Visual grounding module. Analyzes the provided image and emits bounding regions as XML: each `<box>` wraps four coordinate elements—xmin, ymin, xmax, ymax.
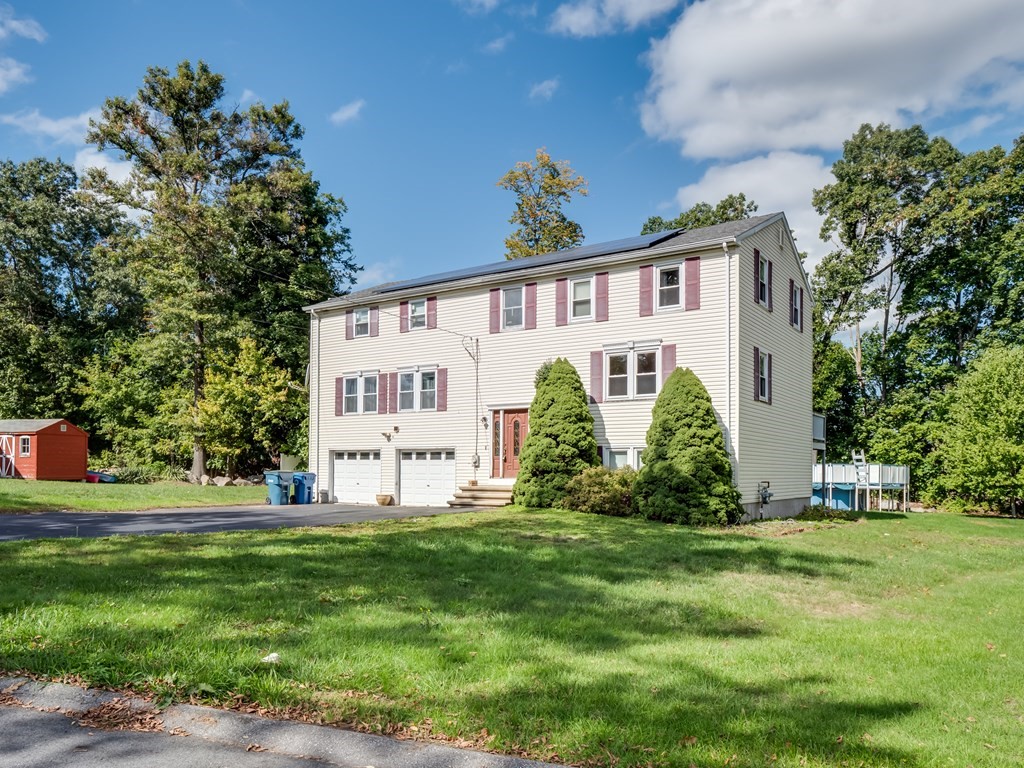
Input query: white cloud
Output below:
<box><xmin>329</xmin><ymin>99</ymin><xmax>366</xmax><ymax>126</ymax></box>
<box><xmin>0</xmin><ymin>4</ymin><xmax>45</xmax><ymax>42</ymax></box>
<box><xmin>0</xmin><ymin>107</ymin><xmax>98</xmax><ymax>143</ymax></box>
<box><xmin>640</xmin><ymin>0</ymin><xmax>1024</xmax><ymax>159</ymax></box>
<box><xmin>0</xmin><ymin>55</ymin><xmax>28</xmax><ymax>94</ymax></box>
<box><xmin>355</xmin><ymin>259</ymin><xmax>402</xmax><ymax>288</ymax></box>
<box><xmin>239</xmin><ymin>88</ymin><xmax>258</xmax><ymax>104</ymax></box>
<box><xmin>74</xmin><ymin>147</ymin><xmax>133</xmax><ymax>184</ymax></box>
<box><xmin>529</xmin><ymin>77</ymin><xmax>560</xmax><ymax>101</ymax></box>
<box><xmin>550</xmin><ymin>0</ymin><xmax>680</xmax><ymax>37</ymax></box>
<box><xmin>484</xmin><ymin>32</ymin><xmax>514</xmax><ymax>53</ymax></box>
<box><xmin>674</xmin><ymin>151</ymin><xmax>833</xmax><ymax>271</ymax></box>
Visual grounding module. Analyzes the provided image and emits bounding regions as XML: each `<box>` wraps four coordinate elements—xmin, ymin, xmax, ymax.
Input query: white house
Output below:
<box><xmin>306</xmin><ymin>212</ymin><xmax>813</xmax><ymax>518</ymax></box>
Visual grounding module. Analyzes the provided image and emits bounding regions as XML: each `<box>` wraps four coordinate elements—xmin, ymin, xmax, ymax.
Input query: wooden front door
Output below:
<box><xmin>491</xmin><ymin>409</ymin><xmax>528</xmax><ymax>478</ymax></box>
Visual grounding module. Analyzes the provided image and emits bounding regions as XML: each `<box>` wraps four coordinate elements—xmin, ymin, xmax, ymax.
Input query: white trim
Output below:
<box><xmin>655</xmin><ymin>263</ymin><xmax>682</xmax><ymax>311</ymax></box>
<box><xmin>397</xmin><ymin>369</ymin><xmax>438</xmax><ymax>412</ymax></box>
<box><xmin>605</xmin><ymin>345</ymin><xmax>660</xmax><ymax>401</ymax></box>
<box><xmin>501</xmin><ymin>285</ymin><xmax>524</xmax><ymax>330</ymax></box>
<box><xmin>19</xmin><ymin>435</ymin><xmax>30</xmax><ymax>457</ymax></box>
<box><xmin>408</xmin><ymin>298</ymin><xmax>427</xmax><ymax>330</ymax></box>
<box><xmin>352</xmin><ymin>307</ymin><xmax>370</xmax><ymax>337</ymax></box>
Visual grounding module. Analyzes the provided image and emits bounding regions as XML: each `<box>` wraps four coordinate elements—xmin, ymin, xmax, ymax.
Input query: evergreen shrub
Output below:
<box><xmin>632</xmin><ymin>367</ymin><xmax>742</xmax><ymax>526</ymax></box>
<box><xmin>560</xmin><ymin>466</ymin><xmax>636</xmax><ymax>517</ymax></box>
<box><xmin>512</xmin><ymin>358</ymin><xmax>599</xmax><ymax>507</ymax></box>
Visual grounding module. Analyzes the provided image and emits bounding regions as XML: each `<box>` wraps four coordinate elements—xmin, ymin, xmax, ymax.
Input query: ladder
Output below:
<box><xmin>851</xmin><ymin>450</ymin><xmax>869</xmax><ymax>511</ymax></box>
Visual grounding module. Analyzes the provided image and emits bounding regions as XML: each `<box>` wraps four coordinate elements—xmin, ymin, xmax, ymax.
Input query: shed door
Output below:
<box><xmin>332</xmin><ymin>451</ymin><xmax>381</xmax><ymax>504</ymax></box>
<box><xmin>0</xmin><ymin>435</ymin><xmax>12</xmax><ymax>478</ymax></box>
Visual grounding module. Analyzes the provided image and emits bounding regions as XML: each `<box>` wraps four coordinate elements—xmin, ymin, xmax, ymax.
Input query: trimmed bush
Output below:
<box><xmin>512</xmin><ymin>358</ymin><xmax>599</xmax><ymax>508</ymax></box>
<box><xmin>633</xmin><ymin>367</ymin><xmax>742</xmax><ymax>526</ymax></box>
<box><xmin>560</xmin><ymin>466</ymin><xmax>636</xmax><ymax>517</ymax></box>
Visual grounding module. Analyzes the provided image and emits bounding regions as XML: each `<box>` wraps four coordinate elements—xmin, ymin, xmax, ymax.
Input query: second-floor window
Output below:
<box><xmin>791</xmin><ymin>282</ymin><xmax>801</xmax><ymax>327</ymax></box>
<box><xmin>758</xmin><ymin>254</ymin><xmax>768</xmax><ymax>305</ymax></box>
<box><xmin>343</xmin><ymin>374</ymin><xmax>377</xmax><ymax>414</ymax></box>
<box><xmin>503</xmin><ymin>287</ymin><xmax>523</xmax><ymax>329</ymax></box>
<box><xmin>409</xmin><ymin>298</ymin><xmax>427</xmax><ymax>330</ymax></box>
<box><xmin>399</xmin><ymin>369</ymin><xmax>437</xmax><ymax>412</ymax></box>
<box><xmin>353</xmin><ymin>308</ymin><xmax>370</xmax><ymax>337</ymax></box>
<box><xmin>571</xmin><ymin>277</ymin><xmax>592</xmax><ymax>320</ymax></box>
<box><xmin>658</xmin><ymin>266</ymin><xmax>680</xmax><ymax>309</ymax></box>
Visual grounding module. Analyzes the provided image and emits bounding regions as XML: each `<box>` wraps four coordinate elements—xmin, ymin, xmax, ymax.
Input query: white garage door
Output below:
<box><xmin>333</xmin><ymin>450</ymin><xmax>381</xmax><ymax>504</ymax></box>
<box><xmin>399</xmin><ymin>450</ymin><xmax>457</xmax><ymax>506</ymax></box>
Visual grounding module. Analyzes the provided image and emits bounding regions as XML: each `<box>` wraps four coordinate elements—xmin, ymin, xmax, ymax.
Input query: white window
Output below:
<box><xmin>343</xmin><ymin>374</ymin><xmax>377</xmax><ymax>414</ymax></box>
<box><xmin>570</xmin><ymin>277</ymin><xmax>592</xmax><ymax>320</ymax></box>
<box><xmin>759</xmin><ymin>351</ymin><xmax>771</xmax><ymax>402</ymax></box>
<box><xmin>19</xmin><ymin>436</ymin><xmax>30</xmax><ymax>457</ymax></box>
<box><xmin>409</xmin><ymin>298</ymin><xmax>427</xmax><ymax>330</ymax></box>
<box><xmin>657</xmin><ymin>266</ymin><xmax>680</xmax><ymax>309</ymax></box>
<box><xmin>398</xmin><ymin>369</ymin><xmax>438</xmax><ymax>412</ymax></box>
<box><xmin>502</xmin><ymin>287</ymin><xmax>523</xmax><ymax>329</ymax></box>
<box><xmin>604</xmin><ymin>447</ymin><xmax>645</xmax><ymax>470</ymax></box>
<box><xmin>353</xmin><ymin>308</ymin><xmax>370</xmax><ymax>337</ymax></box>
<box><xmin>791</xmin><ymin>283</ymin><xmax>801</xmax><ymax>327</ymax></box>
<box><xmin>606</xmin><ymin>347</ymin><xmax>659</xmax><ymax>400</ymax></box>
<box><xmin>758</xmin><ymin>254</ymin><xmax>769</xmax><ymax>305</ymax></box>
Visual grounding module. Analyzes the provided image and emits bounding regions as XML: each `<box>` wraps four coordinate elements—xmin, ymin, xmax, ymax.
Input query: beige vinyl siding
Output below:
<box><xmin>310</xmin><ymin>245</ymin><xmax>733</xmax><ymax>501</ymax></box>
<box><xmin>734</xmin><ymin>220</ymin><xmax>813</xmax><ymax>512</ymax></box>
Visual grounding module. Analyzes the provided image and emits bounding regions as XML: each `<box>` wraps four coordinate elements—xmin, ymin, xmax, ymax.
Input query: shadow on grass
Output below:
<box><xmin>0</xmin><ymin>510</ymin><xmax>922</xmax><ymax>766</ymax></box>
<box><xmin>858</xmin><ymin>511</ymin><xmax>909</xmax><ymax>521</ymax></box>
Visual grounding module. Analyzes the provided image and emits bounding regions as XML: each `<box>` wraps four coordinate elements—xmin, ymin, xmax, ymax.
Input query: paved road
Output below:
<box><xmin>0</xmin><ymin>503</ymin><xmax>477</xmax><ymax>541</ymax></box>
<box><xmin>0</xmin><ymin>677</ymin><xmax>553</xmax><ymax>768</ymax></box>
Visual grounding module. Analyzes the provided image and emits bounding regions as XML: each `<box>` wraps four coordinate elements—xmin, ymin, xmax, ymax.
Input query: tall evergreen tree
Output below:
<box><xmin>633</xmin><ymin>368</ymin><xmax>742</xmax><ymax>526</ymax></box>
<box><xmin>512</xmin><ymin>358</ymin><xmax>599</xmax><ymax>507</ymax></box>
<box><xmin>84</xmin><ymin>60</ymin><xmax>357</xmax><ymax>475</ymax></box>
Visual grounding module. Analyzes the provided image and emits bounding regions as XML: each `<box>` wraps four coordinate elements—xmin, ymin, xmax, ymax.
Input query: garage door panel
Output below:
<box><xmin>399</xmin><ymin>449</ymin><xmax>456</xmax><ymax>506</ymax></box>
<box><xmin>333</xmin><ymin>450</ymin><xmax>381</xmax><ymax>504</ymax></box>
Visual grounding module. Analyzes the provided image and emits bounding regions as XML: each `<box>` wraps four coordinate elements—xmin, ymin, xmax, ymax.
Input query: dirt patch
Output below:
<box><xmin>777</xmin><ymin>589</ymin><xmax>875</xmax><ymax>619</ymax></box>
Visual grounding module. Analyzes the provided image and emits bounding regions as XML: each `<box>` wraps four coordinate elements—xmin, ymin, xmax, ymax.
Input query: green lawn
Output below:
<box><xmin>1</xmin><ymin>508</ymin><xmax>1021</xmax><ymax>767</ymax></box>
<box><xmin>0</xmin><ymin>479</ymin><xmax>269</xmax><ymax>513</ymax></box>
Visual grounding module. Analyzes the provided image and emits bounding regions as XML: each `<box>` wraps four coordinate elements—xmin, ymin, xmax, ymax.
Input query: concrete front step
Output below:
<box><xmin>448</xmin><ymin>484</ymin><xmax>514</xmax><ymax>508</ymax></box>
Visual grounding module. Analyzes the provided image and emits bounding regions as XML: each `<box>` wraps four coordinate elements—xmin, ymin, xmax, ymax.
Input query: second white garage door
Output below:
<box><xmin>399</xmin><ymin>450</ymin><xmax>457</xmax><ymax>506</ymax></box>
<box><xmin>333</xmin><ymin>450</ymin><xmax>381</xmax><ymax>504</ymax></box>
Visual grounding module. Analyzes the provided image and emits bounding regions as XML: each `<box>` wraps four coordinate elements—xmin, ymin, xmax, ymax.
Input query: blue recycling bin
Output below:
<box><xmin>264</xmin><ymin>471</ymin><xmax>294</xmax><ymax>506</ymax></box>
<box><xmin>292</xmin><ymin>472</ymin><xmax>316</xmax><ymax>504</ymax></box>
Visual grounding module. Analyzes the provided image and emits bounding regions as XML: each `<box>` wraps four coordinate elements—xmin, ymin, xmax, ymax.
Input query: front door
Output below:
<box><xmin>491</xmin><ymin>409</ymin><xmax>528</xmax><ymax>478</ymax></box>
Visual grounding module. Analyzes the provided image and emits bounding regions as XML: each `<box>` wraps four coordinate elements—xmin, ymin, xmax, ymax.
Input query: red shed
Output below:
<box><xmin>0</xmin><ymin>419</ymin><xmax>89</xmax><ymax>481</ymax></box>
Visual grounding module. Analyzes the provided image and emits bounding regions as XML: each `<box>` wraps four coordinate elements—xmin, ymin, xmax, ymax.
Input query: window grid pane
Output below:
<box><xmin>363</xmin><ymin>376</ymin><xmax>377</xmax><ymax>412</ymax></box>
<box><xmin>503</xmin><ymin>287</ymin><xmax>523</xmax><ymax>328</ymax></box>
<box><xmin>399</xmin><ymin>373</ymin><xmax>415</xmax><ymax>411</ymax></box>
<box><xmin>659</xmin><ymin>268</ymin><xmax>680</xmax><ymax>307</ymax></box>
<box><xmin>409</xmin><ymin>300</ymin><xmax>427</xmax><ymax>329</ymax></box>
<box><xmin>608</xmin><ymin>353</ymin><xmax>628</xmax><ymax>397</ymax></box>
<box><xmin>571</xmin><ymin>280</ymin><xmax>592</xmax><ymax>318</ymax></box>
<box><xmin>420</xmin><ymin>371</ymin><xmax>436</xmax><ymax>410</ymax></box>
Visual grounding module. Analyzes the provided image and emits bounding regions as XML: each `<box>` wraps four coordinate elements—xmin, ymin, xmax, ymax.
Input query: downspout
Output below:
<box><xmin>722</xmin><ymin>241</ymin><xmax>733</xmax><ymax>467</ymax></box>
<box><xmin>310</xmin><ymin>308</ymin><xmax>322</xmax><ymax>502</ymax></box>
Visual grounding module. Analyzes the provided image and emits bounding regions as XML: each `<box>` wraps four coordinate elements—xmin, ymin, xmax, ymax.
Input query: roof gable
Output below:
<box><xmin>0</xmin><ymin>419</ymin><xmax>83</xmax><ymax>435</ymax></box>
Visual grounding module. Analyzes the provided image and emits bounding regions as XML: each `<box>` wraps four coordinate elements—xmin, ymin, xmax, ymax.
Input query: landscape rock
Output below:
<box><xmin>212</xmin><ymin>476</ymin><xmax>234</xmax><ymax>487</ymax></box>
<box><xmin>200</xmin><ymin>474</ymin><xmax>211</xmax><ymax>486</ymax></box>
<box><xmin>233</xmin><ymin>478</ymin><xmax>253</xmax><ymax>486</ymax></box>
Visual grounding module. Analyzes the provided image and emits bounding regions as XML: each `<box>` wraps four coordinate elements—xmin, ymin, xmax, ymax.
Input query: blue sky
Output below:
<box><xmin>2</xmin><ymin>1</ymin><xmax>1023</xmax><ymax>291</ymax></box>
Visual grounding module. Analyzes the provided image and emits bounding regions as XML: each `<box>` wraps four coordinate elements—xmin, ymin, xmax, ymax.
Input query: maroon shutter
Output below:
<box><xmin>436</xmin><ymin>368</ymin><xmax>448</xmax><ymax>412</ymax></box>
<box><xmin>370</xmin><ymin>306</ymin><xmax>379</xmax><ymax>337</ymax></box>
<box><xmin>799</xmin><ymin>289</ymin><xmax>805</xmax><ymax>333</ymax></box>
<box><xmin>555</xmin><ymin>278</ymin><xmax>568</xmax><ymax>326</ymax></box>
<box><xmin>345</xmin><ymin>310</ymin><xmax>354</xmax><ymax>340</ymax></box>
<box><xmin>684</xmin><ymin>257</ymin><xmax>700</xmax><ymax>310</ymax></box>
<box><xmin>525</xmin><ymin>282</ymin><xmax>537</xmax><ymax>330</ymax></box>
<box><xmin>377</xmin><ymin>373</ymin><xmax>387</xmax><ymax>415</ymax></box>
<box><xmin>427</xmin><ymin>296</ymin><xmax>437</xmax><ymax>329</ymax></box>
<box><xmin>596</xmin><ymin>272</ymin><xmax>609</xmax><ymax>322</ymax></box>
<box><xmin>639</xmin><ymin>265</ymin><xmax>654</xmax><ymax>317</ymax></box>
<box><xmin>754</xmin><ymin>249</ymin><xmax>761</xmax><ymax>304</ymax></box>
<box><xmin>661</xmin><ymin>343</ymin><xmax>676</xmax><ymax>385</ymax></box>
<box><xmin>399</xmin><ymin>301</ymin><xmax>409</xmax><ymax>333</ymax></box>
<box><xmin>388</xmin><ymin>372</ymin><xmax>398</xmax><ymax>414</ymax></box>
<box><xmin>753</xmin><ymin>346</ymin><xmax>760</xmax><ymax>402</ymax></box>
<box><xmin>489</xmin><ymin>288</ymin><xmax>500</xmax><ymax>334</ymax></box>
<box><xmin>335</xmin><ymin>377</ymin><xmax>344</xmax><ymax>416</ymax></box>
<box><xmin>788</xmin><ymin>278</ymin><xmax>795</xmax><ymax>326</ymax></box>
<box><xmin>590</xmin><ymin>350</ymin><xmax>603</xmax><ymax>404</ymax></box>
<box><xmin>597</xmin><ymin>445</ymin><xmax>604</xmax><ymax>463</ymax></box>
<box><xmin>767</xmin><ymin>353</ymin><xmax>773</xmax><ymax>404</ymax></box>
<box><xmin>767</xmin><ymin>261</ymin><xmax>774</xmax><ymax>311</ymax></box>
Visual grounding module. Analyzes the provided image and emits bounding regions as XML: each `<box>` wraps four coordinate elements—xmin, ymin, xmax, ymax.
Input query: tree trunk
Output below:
<box><xmin>191</xmin><ymin>442</ymin><xmax>207</xmax><ymax>481</ymax></box>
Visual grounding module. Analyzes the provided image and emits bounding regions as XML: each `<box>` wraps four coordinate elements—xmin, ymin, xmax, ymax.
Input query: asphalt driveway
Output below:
<box><xmin>0</xmin><ymin>503</ymin><xmax>478</xmax><ymax>541</ymax></box>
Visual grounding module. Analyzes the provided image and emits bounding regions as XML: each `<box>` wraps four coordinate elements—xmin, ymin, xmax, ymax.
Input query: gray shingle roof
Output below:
<box><xmin>308</xmin><ymin>213</ymin><xmax>781</xmax><ymax>311</ymax></box>
<box><xmin>0</xmin><ymin>419</ymin><xmax>65</xmax><ymax>434</ymax></box>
